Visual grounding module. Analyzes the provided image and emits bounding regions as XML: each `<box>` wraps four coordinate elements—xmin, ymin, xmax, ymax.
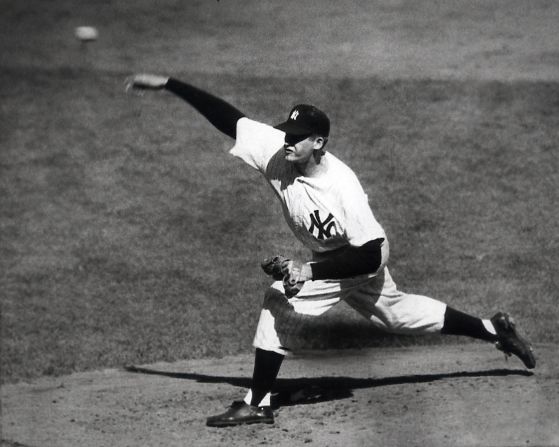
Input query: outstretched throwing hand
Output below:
<box><xmin>124</xmin><ymin>73</ymin><xmax>169</xmax><ymax>92</ymax></box>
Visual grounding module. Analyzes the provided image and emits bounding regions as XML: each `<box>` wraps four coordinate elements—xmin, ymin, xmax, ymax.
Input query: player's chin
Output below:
<box><xmin>284</xmin><ymin>152</ymin><xmax>297</xmax><ymax>162</ymax></box>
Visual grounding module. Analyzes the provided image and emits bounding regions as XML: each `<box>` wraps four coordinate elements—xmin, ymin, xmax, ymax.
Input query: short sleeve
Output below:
<box><xmin>340</xmin><ymin>178</ymin><xmax>386</xmax><ymax>247</ymax></box>
<box><xmin>229</xmin><ymin>117</ymin><xmax>285</xmax><ymax>172</ymax></box>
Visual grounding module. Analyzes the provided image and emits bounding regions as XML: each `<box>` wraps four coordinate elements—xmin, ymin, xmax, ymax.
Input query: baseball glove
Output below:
<box><xmin>261</xmin><ymin>256</ymin><xmax>312</xmax><ymax>298</ymax></box>
<box><xmin>261</xmin><ymin>255</ymin><xmax>291</xmax><ymax>280</ymax></box>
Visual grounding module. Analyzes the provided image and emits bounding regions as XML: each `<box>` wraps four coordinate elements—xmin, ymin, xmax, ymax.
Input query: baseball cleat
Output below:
<box><xmin>206</xmin><ymin>401</ymin><xmax>274</xmax><ymax>427</ymax></box>
<box><xmin>491</xmin><ymin>312</ymin><xmax>536</xmax><ymax>369</ymax></box>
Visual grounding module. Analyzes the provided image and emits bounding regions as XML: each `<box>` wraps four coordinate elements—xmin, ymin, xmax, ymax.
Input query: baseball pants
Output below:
<box><xmin>253</xmin><ymin>266</ymin><xmax>447</xmax><ymax>356</ymax></box>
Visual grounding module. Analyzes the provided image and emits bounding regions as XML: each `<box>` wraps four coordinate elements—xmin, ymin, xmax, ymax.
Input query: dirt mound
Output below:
<box><xmin>2</xmin><ymin>343</ymin><xmax>558</xmax><ymax>446</ymax></box>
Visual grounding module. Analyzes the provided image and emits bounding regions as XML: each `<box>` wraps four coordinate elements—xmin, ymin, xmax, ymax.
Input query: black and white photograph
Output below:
<box><xmin>1</xmin><ymin>1</ymin><xmax>558</xmax><ymax>445</ymax></box>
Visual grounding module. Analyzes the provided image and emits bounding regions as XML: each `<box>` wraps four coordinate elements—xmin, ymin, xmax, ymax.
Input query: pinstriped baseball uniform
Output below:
<box><xmin>230</xmin><ymin>117</ymin><xmax>447</xmax><ymax>360</ymax></box>
<box><xmin>231</xmin><ymin>117</ymin><xmax>385</xmax><ymax>252</ymax></box>
<box><xmin>130</xmin><ymin>76</ymin><xmax>535</xmax><ymax>427</ymax></box>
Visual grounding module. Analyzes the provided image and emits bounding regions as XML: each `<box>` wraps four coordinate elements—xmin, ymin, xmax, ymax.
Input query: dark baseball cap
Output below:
<box><xmin>275</xmin><ymin>104</ymin><xmax>330</xmax><ymax>137</ymax></box>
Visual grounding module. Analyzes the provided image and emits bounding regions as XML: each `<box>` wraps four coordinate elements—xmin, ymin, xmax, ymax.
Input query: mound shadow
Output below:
<box><xmin>124</xmin><ymin>364</ymin><xmax>533</xmax><ymax>408</ymax></box>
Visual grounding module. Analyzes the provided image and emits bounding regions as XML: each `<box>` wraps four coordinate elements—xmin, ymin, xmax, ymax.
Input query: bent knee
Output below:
<box><xmin>262</xmin><ymin>286</ymin><xmax>291</xmax><ymax>312</ymax></box>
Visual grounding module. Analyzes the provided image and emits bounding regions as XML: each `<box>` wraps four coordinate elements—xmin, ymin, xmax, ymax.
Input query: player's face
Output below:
<box><xmin>284</xmin><ymin>135</ymin><xmax>324</xmax><ymax>164</ymax></box>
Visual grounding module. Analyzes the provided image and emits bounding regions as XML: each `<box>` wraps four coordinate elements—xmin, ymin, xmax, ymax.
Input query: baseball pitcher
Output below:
<box><xmin>126</xmin><ymin>74</ymin><xmax>536</xmax><ymax>427</ymax></box>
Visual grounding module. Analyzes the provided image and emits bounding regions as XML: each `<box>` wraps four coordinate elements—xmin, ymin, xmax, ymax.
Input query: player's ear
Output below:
<box><xmin>313</xmin><ymin>136</ymin><xmax>327</xmax><ymax>151</ymax></box>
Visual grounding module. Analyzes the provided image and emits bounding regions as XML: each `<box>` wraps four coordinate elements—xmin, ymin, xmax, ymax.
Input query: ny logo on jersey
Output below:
<box><xmin>290</xmin><ymin>110</ymin><xmax>300</xmax><ymax>120</ymax></box>
<box><xmin>308</xmin><ymin>210</ymin><xmax>336</xmax><ymax>240</ymax></box>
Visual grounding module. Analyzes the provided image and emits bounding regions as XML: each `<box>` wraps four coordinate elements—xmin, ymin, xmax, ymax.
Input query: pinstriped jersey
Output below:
<box><xmin>230</xmin><ymin>117</ymin><xmax>385</xmax><ymax>253</ymax></box>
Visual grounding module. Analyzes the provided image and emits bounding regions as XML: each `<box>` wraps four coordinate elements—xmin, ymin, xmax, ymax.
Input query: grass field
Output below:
<box><xmin>2</xmin><ymin>67</ymin><xmax>557</xmax><ymax>384</ymax></box>
<box><xmin>1</xmin><ymin>1</ymin><xmax>558</xmax><ymax>385</ymax></box>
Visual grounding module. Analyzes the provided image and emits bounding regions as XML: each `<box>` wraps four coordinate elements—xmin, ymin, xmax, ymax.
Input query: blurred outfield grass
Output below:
<box><xmin>1</xmin><ymin>66</ymin><xmax>557</xmax><ymax>383</ymax></box>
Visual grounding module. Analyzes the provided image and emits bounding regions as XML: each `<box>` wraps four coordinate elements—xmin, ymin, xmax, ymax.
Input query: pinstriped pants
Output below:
<box><xmin>253</xmin><ymin>267</ymin><xmax>447</xmax><ymax>356</ymax></box>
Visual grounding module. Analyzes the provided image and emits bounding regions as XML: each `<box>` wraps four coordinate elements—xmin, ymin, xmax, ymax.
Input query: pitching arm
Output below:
<box><xmin>126</xmin><ymin>74</ymin><xmax>246</xmax><ymax>139</ymax></box>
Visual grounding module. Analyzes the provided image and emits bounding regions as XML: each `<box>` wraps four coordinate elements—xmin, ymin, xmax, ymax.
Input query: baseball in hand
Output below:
<box><xmin>75</xmin><ymin>26</ymin><xmax>98</xmax><ymax>42</ymax></box>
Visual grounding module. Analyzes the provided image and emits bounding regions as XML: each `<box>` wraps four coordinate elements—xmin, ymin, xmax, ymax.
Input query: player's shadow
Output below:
<box><xmin>124</xmin><ymin>364</ymin><xmax>533</xmax><ymax>408</ymax></box>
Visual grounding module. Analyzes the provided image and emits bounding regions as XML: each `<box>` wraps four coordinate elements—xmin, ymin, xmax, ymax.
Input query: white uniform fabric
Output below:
<box><xmin>231</xmin><ymin>118</ymin><xmax>385</xmax><ymax>253</ymax></box>
<box><xmin>230</xmin><ymin>117</ymin><xmax>446</xmax><ymax>357</ymax></box>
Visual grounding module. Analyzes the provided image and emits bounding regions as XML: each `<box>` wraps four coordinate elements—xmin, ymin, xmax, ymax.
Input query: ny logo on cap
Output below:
<box><xmin>290</xmin><ymin>110</ymin><xmax>300</xmax><ymax>120</ymax></box>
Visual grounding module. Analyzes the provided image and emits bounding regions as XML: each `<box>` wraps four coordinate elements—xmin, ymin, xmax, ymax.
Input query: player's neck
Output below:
<box><xmin>295</xmin><ymin>152</ymin><xmax>328</xmax><ymax>177</ymax></box>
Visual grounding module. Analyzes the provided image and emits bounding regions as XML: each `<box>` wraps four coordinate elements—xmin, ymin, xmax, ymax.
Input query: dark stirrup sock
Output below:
<box><xmin>441</xmin><ymin>306</ymin><xmax>497</xmax><ymax>342</ymax></box>
<box><xmin>250</xmin><ymin>348</ymin><xmax>284</xmax><ymax>407</ymax></box>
